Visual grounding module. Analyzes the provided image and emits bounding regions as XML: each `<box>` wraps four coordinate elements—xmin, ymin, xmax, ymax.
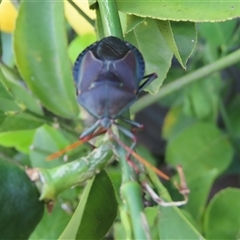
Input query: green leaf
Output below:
<box><xmin>198</xmin><ymin>20</ymin><xmax>237</xmax><ymax>47</ymax></box>
<box><xmin>117</xmin><ymin>1</ymin><xmax>240</xmax><ymax>22</ymax></box>
<box><xmin>184</xmin><ymin>169</ymin><xmax>218</xmax><ymax>229</ymax></box>
<box><xmin>30</xmin><ymin>200</ymin><xmax>71</xmax><ymax>240</ymax></box>
<box><xmin>0</xmin><ymin>68</ymin><xmax>20</xmax><ymax>112</ymax></box>
<box><xmin>147</xmin><ymin>169</ymin><xmax>204</xmax><ymax>240</ymax></box>
<box><xmin>68</xmin><ymin>34</ymin><xmax>97</xmax><ymax>64</ymax></box>
<box><xmin>0</xmin><ymin>130</ymin><xmax>36</xmax><ymax>154</ymax></box>
<box><xmin>204</xmin><ymin>188</ymin><xmax>240</xmax><ymax>239</ymax></box>
<box><xmin>227</xmin><ymin>94</ymin><xmax>240</xmax><ymax>138</ymax></box>
<box><xmin>0</xmin><ymin>64</ymin><xmax>43</xmax><ymax>115</ymax></box>
<box><xmin>157</xmin><ymin>21</ymin><xmax>197</xmax><ymax>69</ymax></box>
<box><xmin>0</xmin><ymin>99</ymin><xmax>20</xmax><ymax>112</ymax></box>
<box><xmin>183</xmin><ymin>78</ymin><xmax>220</xmax><ymax>121</ymax></box>
<box><xmin>159</xmin><ymin>207</ymin><xmax>203</xmax><ymax>240</ymax></box>
<box><xmin>113</xmin><ymin>222</ymin><xmax>126</xmax><ymax>240</ymax></box>
<box><xmin>30</xmin><ymin>125</ymin><xmax>70</xmax><ymax>168</ymax></box>
<box><xmin>144</xmin><ymin>207</ymin><xmax>159</xmax><ymax>239</ymax></box>
<box><xmin>0</xmin><ymin>68</ymin><xmax>14</xmax><ymax>100</ymax></box>
<box><xmin>0</xmin><ymin>158</ymin><xmax>44</xmax><ymax>239</ymax></box>
<box><xmin>59</xmin><ymin>170</ymin><xmax>118</xmax><ymax>240</ymax></box>
<box><xmin>126</xmin><ymin>18</ymin><xmax>173</xmax><ymax>94</ymax></box>
<box><xmin>0</xmin><ymin>112</ymin><xmax>43</xmax><ymax>132</ymax></box>
<box><xmin>162</xmin><ymin>105</ymin><xmax>197</xmax><ymax>140</ymax></box>
<box><xmin>125</xmin><ymin>15</ymin><xmax>145</xmax><ymax>34</ymax></box>
<box><xmin>14</xmin><ymin>0</ymin><xmax>79</xmax><ymax>118</ymax></box>
<box><xmin>166</xmin><ymin>122</ymin><xmax>234</xmax><ymax>181</ymax></box>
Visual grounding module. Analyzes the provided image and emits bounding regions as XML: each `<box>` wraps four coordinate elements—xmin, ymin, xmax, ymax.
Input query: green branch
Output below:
<box><xmin>33</xmin><ymin>142</ymin><xmax>113</xmax><ymax>201</ymax></box>
<box><xmin>98</xmin><ymin>0</ymin><xmax>123</xmax><ymax>38</ymax></box>
<box><xmin>97</xmin><ymin>1</ymin><xmax>149</xmax><ymax>239</ymax></box>
<box><xmin>132</xmin><ymin>48</ymin><xmax>240</xmax><ymax>114</ymax></box>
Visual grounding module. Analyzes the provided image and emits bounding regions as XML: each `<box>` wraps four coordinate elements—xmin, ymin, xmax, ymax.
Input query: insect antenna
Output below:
<box><xmin>46</xmin><ymin>128</ymin><xmax>107</xmax><ymax>160</ymax></box>
<box><xmin>47</xmin><ymin>127</ymin><xmax>169</xmax><ymax>180</ymax></box>
<box><xmin>109</xmin><ymin>130</ymin><xmax>169</xmax><ymax>180</ymax></box>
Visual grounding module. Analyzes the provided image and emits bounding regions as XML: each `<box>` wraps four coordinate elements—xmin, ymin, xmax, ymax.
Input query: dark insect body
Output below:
<box><xmin>47</xmin><ymin>36</ymin><xmax>170</xmax><ymax>179</ymax></box>
<box><xmin>73</xmin><ymin>36</ymin><xmax>158</xmax><ymax>148</ymax></box>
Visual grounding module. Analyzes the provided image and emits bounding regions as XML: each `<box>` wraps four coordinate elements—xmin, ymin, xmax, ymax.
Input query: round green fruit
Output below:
<box><xmin>0</xmin><ymin>159</ymin><xmax>44</xmax><ymax>239</ymax></box>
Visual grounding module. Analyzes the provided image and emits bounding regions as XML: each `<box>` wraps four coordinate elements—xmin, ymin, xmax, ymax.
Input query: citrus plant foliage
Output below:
<box><xmin>0</xmin><ymin>0</ymin><xmax>240</xmax><ymax>239</ymax></box>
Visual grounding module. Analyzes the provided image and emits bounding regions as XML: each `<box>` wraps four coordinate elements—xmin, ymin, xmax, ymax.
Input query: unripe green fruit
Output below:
<box><xmin>0</xmin><ymin>159</ymin><xmax>44</xmax><ymax>239</ymax></box>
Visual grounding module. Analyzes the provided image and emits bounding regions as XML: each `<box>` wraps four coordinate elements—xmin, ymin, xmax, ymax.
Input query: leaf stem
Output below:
<box><xmin>132</xmin><ymin>48</ymin><xmax>240</xmax><ymax>113</ymax></box>
<box><xmin>97</xmin><ymin>1</ymin><xmax>149</xmax><ymax>239</ymax></box>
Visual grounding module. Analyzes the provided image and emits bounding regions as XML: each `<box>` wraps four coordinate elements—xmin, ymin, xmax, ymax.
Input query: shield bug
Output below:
<box><xmin>47</xmin><ymin>36</ymin><xmax>169</xmax><ymax>179</ymax></box>
<box><xmin>74</xmin><ymin>36</ymin><xmax>157</xmax><ymax>147</ymax></box>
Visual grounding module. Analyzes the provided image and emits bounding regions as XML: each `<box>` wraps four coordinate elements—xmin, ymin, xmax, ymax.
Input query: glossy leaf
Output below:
<box><xmin>166</xmin><ymin>122</ymin><xmax>234</xmax><ymax>181</ymax></box>
<box><xmin>0</xmin><ymin>112</ymin><xmax>43</xmax><ymax>132</ymax></box>
<box><xmin>0</xmin><ymin>130</ymin><xmax>36</xmax><ymax>153</ymax></box>
<box><xmin>126</xmin><ymin>18</ymin><xmax>173</xmax><ymax>94</ymax></box>
<box><xmin>204</xmin><ymin>188</ymin><xmax>240</xmax><ymax>239</ymax></box>
<box><xmin>117</xmin><ymin>1</ymin><xmax>240</xmax><ymax>22</ymax></box>
<box><xmin>0</xmin><ymin>67</ymin><xmax>14</xmax><ymax>100</ymax></box>
<box><xmin>157</xmin><ymin>21</ymin><xmax>197</xmax><ymax>69</ymax></box>
<box><xmin>159</xmin><ymin>207</ymin><xmax>203</xmax><ymax>240</ymax></box>
<box><xmin>125</xmin><ymin>15</ymin><xmax>145</xmax><ymax>34</ymax></box>
<box><xmin>59</xmin><ymin>170</ymin><xmax>118</xmax><ymax>240</ymax></box>
<box><xmin>184</xmin><ymin>169</ymin><xmax>218</xmax><ymax>228</ymax></box>
<box><xmin>0</xmin><ymin>67</ymin><xmax>20</xmax><ymax>112</ymax></box>
<box><xmin>30</xmin><ymin>201</ymin><xmax>71</xmax><ymax>240</ymax></box>
<box><xmin>30</xmin><ymin>125</ymin><xmax>70</xmax><ymax>168</ymax></box>
<box><xmin>0</xmin><ymin>64</ymin><xmax>43</xmax><ymax>115</ymax></box>
<box><xmin>14</xmin><ymin>0</ymin><xmax>79</xmax><ymax>118</ymax></box>
<box><xmin>0</xmin><ymin>158</ymin><xmax>44</xmax><ymax>239</ymax></box>
<box><xmin>147</xmin><ymin>169</ymin><xmax>204</xmax><ymax>240</ymax></box>
<box><xmin>0</xmin><ymin>98</ymin><xmax>20</xmax><ymax>112</ymax></box>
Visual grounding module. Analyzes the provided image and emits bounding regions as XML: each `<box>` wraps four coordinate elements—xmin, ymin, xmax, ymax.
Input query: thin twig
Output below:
<box><xmin>67</xmin><ymin>0</ymin><xmax>95</xmax><ymax>28</ymax></box>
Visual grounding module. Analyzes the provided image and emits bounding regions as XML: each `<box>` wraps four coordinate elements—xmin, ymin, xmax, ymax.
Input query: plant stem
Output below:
<box><xmin>98</xmin><ymin>0</ymin><xmax>132</xmax><ymax>182</ymax></box>
<box><xmin>98</xmin><ymin>0</ymin><xmax>123</xmax><ymax>38</ymax></box>
<box><xmin>132</xmin><ymin>48</ymin><xmax>240</xmax><ymax>114</ymax></box>
<box><xmin>121</xmin><ymin>182</ymin><xmax>149</xmax><ymax>239</ymax></box>
<box><xmin>97</xmin><ymin>1</ymin><xmax>149</xmax><ymax>239</ymax></box>
<box><xmin>35</xmin><ymin>142</ymin><xmax>113</xmax><ymax>200</ymax></box>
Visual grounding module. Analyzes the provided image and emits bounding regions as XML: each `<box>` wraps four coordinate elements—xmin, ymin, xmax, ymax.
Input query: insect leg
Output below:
<box><xmin>119</xmin><ymin>117</ymin><xmax>144</xmax><ymax>129</ymax></box>
<box><xmin>138</xmin><ymin>73</ymin><xmax>158</xmax><ymax>92</ymax></box>
<box><xmin>119</xmin><ymin>117</ymin><xmax>144</xmax><ymax>134</ymax></box>
<box><xmin>109</xmin><ymin>128</ymin><xmax>169</xmax><ymax>180</ymax></box>
<box><xmin>114</xmin><ymin>124</ymin><xmax>137</xmax><ymax>160</ymax></box>
<box><xmin>80</xmin><ymin>120</ymin><xmax>101</xmax><ymax>139</ymax></box>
